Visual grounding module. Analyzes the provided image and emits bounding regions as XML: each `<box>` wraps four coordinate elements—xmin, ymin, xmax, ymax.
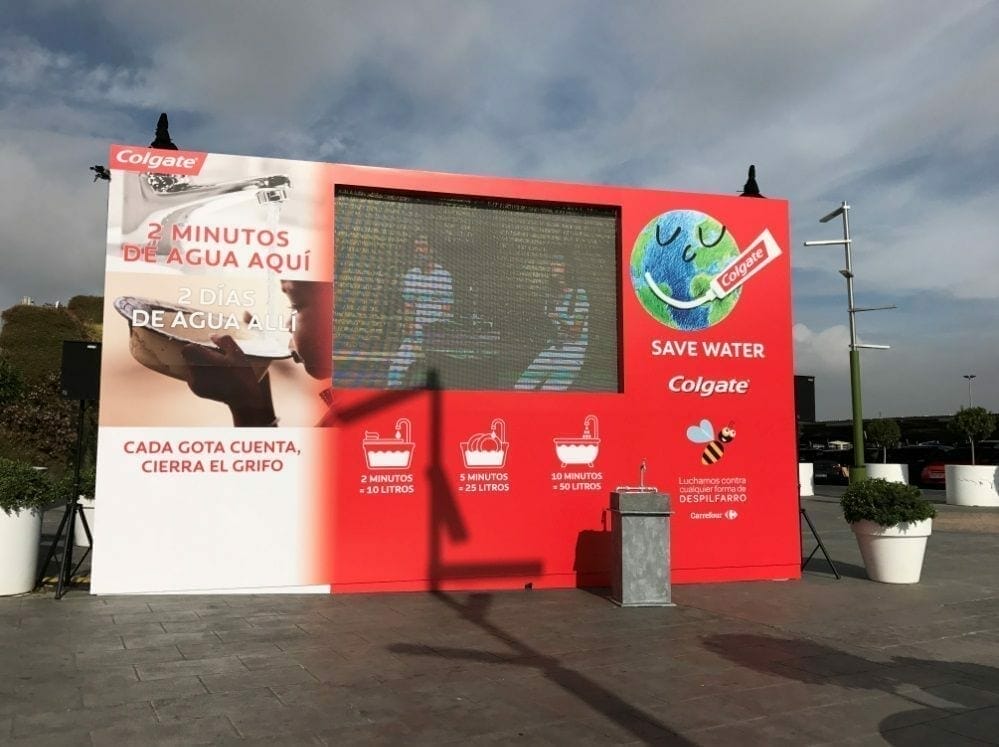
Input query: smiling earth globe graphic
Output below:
<box><xmin>630</xmin><ymin>210</ymin><xmax>741</xmax><ymax>330</ymax></box>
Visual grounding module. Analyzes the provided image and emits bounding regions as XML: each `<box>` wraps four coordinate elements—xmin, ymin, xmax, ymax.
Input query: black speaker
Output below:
<box><xmin>794</xmin><ymin>375</ymin><xmax>816</xmax><ymax>424</ymax></box>
<box><xmin>61</xmin><ymin>341</ymin><xmax>102</xmax><ymax>401</ymax></box>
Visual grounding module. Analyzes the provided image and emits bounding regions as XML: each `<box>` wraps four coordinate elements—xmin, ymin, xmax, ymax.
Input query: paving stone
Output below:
<box><xmin>242</xmin><ymin>612</ymin><xmax>330</xmax><ymax>628</ymax></box>
<box><xmin>82</xmin><ymin>674</ymin><xmax>208</xmax><ymax>707</ymax></box>
<box><xmin>656</xmin><ymin>664</ymin><xmax>801</xmax><ymax>701</ymax></box>
<box><xmin>111</xmin><ymin>609</ymin><xmax>201</xmax><ymax>625</ymax></box>
<box><xmin>901</xmin><ymin>681</ymin><xmax>999</xmax><ymax>711</ymax></box>
<box><xmin>236</xmin><ymin>648</ymin><xmax>314</xmax><ymax>671</ymax></box>
<box><xmin>224</xmin><ymin>734</ymin><xmax>326</xmax><ymax>746</ymax></box>
<box><xmin>358</xmin><ymin>681</ymin><xmax>511</xmax><ymax>726</ymax></box>
<box><xmin>89</xmin><ymin>714</ymin><xmax>238</xmax><ymax>745</ymax></box>
<box><xmin>2</xmin><ymin>662</ymin><xmax>137</xmax><ymax>695</ymax></box>
<box><xmin>561</xmin><ymin>710</ymin><xmax>698</xmax><ymax>745</ymax></box>
<box><xmin>95</xmin><ymin>599</ymin><xmax>154</xmax><ymax>613</ymax></box>
<box><xmin>291</xmin><ymin>658</ymin><xmax>387</xmax><ymax>687</ymax></box>
<box><xmin>877</xmin><ymin>720</ymin><xmax>996</xmax><ymax>746</ymax></box>
<box><xmin>145</xmin><ymin>598</ymin><xmax>234</xmax><ymax>613</ymax></box>
<box><xmin>4</xmin><ymin>492</ymin><xmax>999</xmax><ymax>745</ymax></box>
<box><xmin>780</xmin><ymin>651</ymin><xmax>892</xmax><ymax>678</ymax></box>
<box><xmin>645</xmin><ymin>693</ymin><xmax>774</xmax><ymax>732</ymax></box>
<box><xmin>384</xmin><ymin>697</ymin><xmax>558</xmax><ymax>742</ymax></box>
<box><xmin>269</xmin><ymin>681</ymin><xmax>356</xmax><ymax>710</ymax></box>
<box><xmin>214</xmin><ymin>624</ymin><xmax>310</xmax><ymax>644</ymax></box>
<box><xmin>0</xmin><ymin>650</ymin><xmax>76</xmax><ymax>673</ymax></box>
<box><xmin>176</xmin><ymin>639</ymin><xmax>281</xmax><ymax>660</ymax></box>
<box><xmin>160</xmin><ymin>617</ymin><xmax>254</xmax><ymax>633</ymax></box>
<box><xmin>226</xmin><ymin>702</ymin><xmax>352</xmax><ymax>739</ymax></box>
<box><xmin>770</xmin><ymin>695</ymin><xmax>952</xmax><ymax>741</ymax></box>
<box><xmin>928</xmin><ymin>705</ymin><xmax>999</xmax><ymax>743</ymax></box>
<box><xmin>311</xmin><ymin>717</ymin><xmax>433</xmax><ymax>745</ymax></box>
<box><xmin>75</xmin><ymin>644</ymin><xmax>183</xmax><ymax>668</ymax></box>
<box><xmin>5</xmin><ymin>727</ymin><xmax>96</xmax><ymax>745</ymax></box>
<box><xmin>59</xmin><ymin>664</ymin><xmax>140</xmax><ymax>690</ymax></box>
<box><xmin>74</xmin><ymin>621</ymin><xmax>168</xmax><ymax>638</ymax></box>
<box><xmin>0</xmin><ymin>615</ymin><xmax>21</xmax><ymax>631</ymax></box>
<box><xmin>461</xmin><ymin>720</ymin><xmax>612</xmax><ymax>746</ymax></box>
<box><xmin>942</xmin><ymin>661</ymin><xmax>999</xmax><ymax>691</ymax></box>
<box><xmin>0</xmin><ymin>685</ymin><xmax>85</xmax><ymax>719</ymax></box>
<box><xmin>688</xmin><ymin>716</ymin><xmax>826</xmax><ymax>747</ymax></box>
<box><xmin>708</xmin><ymin>679</ymin><xmax>866</xmax><ymax>715</ymax></box>
<box><xmin>199</xmin><ymin>664</ymin><xmax>318</xmax><ymax>693</ymax></box>
<box><xmin>136</xmin><ymin>655</ymin><xmax>247</xmax><ymax>681</ymax></box>
<box><xmin>833</xmin><ymin>735</ymin><xmax>908</xmax><ymax>747</ymax></box>
<box><xmin>275</xmin><ymin>630</ymin><xmax>369</xmax><ymax>654</ymax></box>
<box><xmin>152</xmin><ymin>687</ymin><xmax>282</xmax><ymax>722</ymax></box>
<box><xmin>8</xmin><ymin>633</ymin><xmax>126</xmax><ymax>655</ymax></box>
<box><xmin>871</xmin><ymin>662</ymin><xmax>973</xmax><ymax>690</ymax></box>
<box><xmin>16</xmin><ymin>613</ymin><xmax>116</xmax><ymax>629</ymax></box>
<box><xmin>122</xmin><ymin>630</ymin><xmax>223</xmax><ymax>650</ymax></box>
<box><xmin>11</xmin><ymin>700</ymin><xmax>156</xmax><ymax>738</ymax></box>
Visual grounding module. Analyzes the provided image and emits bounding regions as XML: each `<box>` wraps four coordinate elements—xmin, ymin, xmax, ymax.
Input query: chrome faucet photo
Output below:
<box><xmin>121</xmin><ymin>171</ymin><xmax>292</xmax><ymax>257</ymax></box>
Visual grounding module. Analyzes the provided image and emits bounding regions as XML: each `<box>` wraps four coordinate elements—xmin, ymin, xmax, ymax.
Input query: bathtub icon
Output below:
<box><xmin>362</xmin><ymin>418</ymin><xmax>415</xmax><ymax>469</ymax></box>
<box><xmin>554</xmin><ymin>415</ymin><xmax>600</xmax><ymax>467</ymax></box>
<box><xmin>461</xmin><ymin>418</ymin><xmax>509</xmax><ymax>468</ymax></box>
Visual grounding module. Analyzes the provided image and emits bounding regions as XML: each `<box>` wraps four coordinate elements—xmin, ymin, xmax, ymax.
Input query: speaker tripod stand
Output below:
<box><xmin>36</xmin><ymin>399</ymin><xmax>93</xmax><ymax>599</ymax></box>
<box><xmin>800</xmin><ymin>499</ymin><xmax>839</xmax><ymax>579</ymax></box>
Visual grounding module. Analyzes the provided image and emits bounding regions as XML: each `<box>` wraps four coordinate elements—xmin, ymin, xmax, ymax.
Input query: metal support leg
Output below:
<box><xmin>801</xmin><ymin>507</ymin><xmax>840</xmax><ymax>579</ymax></box>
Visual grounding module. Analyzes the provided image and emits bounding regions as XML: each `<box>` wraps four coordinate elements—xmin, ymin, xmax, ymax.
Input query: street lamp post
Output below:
<box><xmin>963</xmin><ymin>374</ymin><xmax>976</xmax><ymax>407</ymax></box>
<box><xmin>804</xmin><ymin>202</ymin><xmax>894</xmax><ymax>485</ymax></box>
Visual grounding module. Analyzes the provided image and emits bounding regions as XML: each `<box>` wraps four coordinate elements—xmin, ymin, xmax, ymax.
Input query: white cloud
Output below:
<box><xmin>1</xmin><ymin>0</ymin><xmax>998</xmax><ymax>418</ymax></box>
<box><xmin>793</xmin><ymin>323</ymin><xmax>851</xmax><ymax>376</ymax></box>
<box><xmin>0</xmin><ymin>134</ymin><xmax>107</xmax><ymax>307</ymax></box>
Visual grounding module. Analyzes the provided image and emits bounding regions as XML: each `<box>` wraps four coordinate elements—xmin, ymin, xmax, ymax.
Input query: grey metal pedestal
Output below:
<box><xmin>610</xmin><ymin>491</ymin><xmax>672</xmax><ymax>607</ymax></box>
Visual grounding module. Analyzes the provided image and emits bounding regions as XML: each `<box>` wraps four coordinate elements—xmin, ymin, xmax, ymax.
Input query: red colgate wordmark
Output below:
<box><xmin>109</xmin><ymin>144</ymin><xmax>207</xmax><ymax>176</ymax></box>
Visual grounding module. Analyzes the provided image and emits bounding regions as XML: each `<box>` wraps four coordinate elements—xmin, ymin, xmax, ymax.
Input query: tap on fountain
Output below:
<box><xmin>121</xmin><ymin>172</ymin><xmax>291</xmax><ymax>256</ymax></box>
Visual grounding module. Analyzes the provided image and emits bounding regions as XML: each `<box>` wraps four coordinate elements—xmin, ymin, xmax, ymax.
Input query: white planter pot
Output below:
<box><xmin>851</xmin><ymin>518</ymin><xmax>932</xmax><ymax>584</ymax></box>
<box><xmin>0</xmin><ymin>508</ymin><xmax>42</xmax><ymax>595</ymax></box>
<box><xmin>74</xmin><ymin>497</ymin><xmax>96</xmax><ymax>547</ymax></box>
<box><xmin>945</xmin><ymin>465</ymin><xmax>999</xmax><ymax>507</ymax></box>
<box><xmin>798</xmin><ymin>463</ymin><xmax>814</xmax><ymax>496</ymax></box>
<box><xmin>865</xmin><ymin>463</ymin><xmax>910</xmax><ymax>484</ymax></box>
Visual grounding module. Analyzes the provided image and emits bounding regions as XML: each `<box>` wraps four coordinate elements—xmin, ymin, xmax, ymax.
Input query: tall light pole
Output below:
<box><xmin>804</xmin><ymin>202</ymin><xmax>894</xmax><ymax>485</ymax></box>
<box><xmin>963</xmin><ymin>374</ymin><xmax>976</xmax><ymax>407</ymax></box>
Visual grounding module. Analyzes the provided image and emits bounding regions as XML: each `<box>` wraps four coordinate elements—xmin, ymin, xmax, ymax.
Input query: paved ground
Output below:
<box><xmin>3</xmin><ymin>490</ymin><xmax>999</xmax><ymax>745</ymax></box>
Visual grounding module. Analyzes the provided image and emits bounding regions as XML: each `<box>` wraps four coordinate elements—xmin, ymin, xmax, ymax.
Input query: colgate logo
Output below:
<box><xmin>109</xmin><ymin>144</ymin><xmax>207</xmax><ymax>175</ymax></box>
<box><xmin>717</xmin><ymin>246</ymin><xmax>767</xmax><ymax>293</ymax></box>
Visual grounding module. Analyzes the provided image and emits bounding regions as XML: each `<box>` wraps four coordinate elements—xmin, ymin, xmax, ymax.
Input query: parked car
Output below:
<box><xmin>811</xmin><ymin>450</ymin><xmax>851</xmax><ymax>484</ymax></box>
<box><xmin>885</xmin><ymin>445</ymin><xmax>954</xmax><ymax>488</ymax></box>
<box><xmin>920</xmin><ymin>460</ymin><xmax>947</xmax><ymax>488</ymax></box>
<box><xmin>918</xmin><ymin>444</ymin><xmax>998</xmax><ymax>488</ymax></box>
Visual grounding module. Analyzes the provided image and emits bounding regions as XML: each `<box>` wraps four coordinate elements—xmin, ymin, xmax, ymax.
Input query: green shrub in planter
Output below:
<box><xmin>840</xmin><ymin>478</ymin><xmax>936</xmax><ymax>526</ymax></box>
<box><xmin>0</xmin><ymin>458</ymin><xmax>57</xmax><ymax>516</ymax></box>
<box><xmin>53</xmin><ymin>466</ymin><xmax>96</xmax><ymax>502</ymax></box>
<box><xmin>948</xmin><ymin>406</ymin><xmax>996</xmax><ymax>465</ymax></box>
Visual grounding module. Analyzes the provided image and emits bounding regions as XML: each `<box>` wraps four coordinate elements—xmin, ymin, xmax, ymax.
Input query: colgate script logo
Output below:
<box><xmin>109</xmin><ymin>145</ymin><xmax>207</xmax><ymax>175</ymax></box>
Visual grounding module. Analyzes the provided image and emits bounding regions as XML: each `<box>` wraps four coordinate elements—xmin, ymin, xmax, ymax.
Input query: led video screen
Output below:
<box><xmin>333</xmin><ymin>188</ymin><xmax>620</xmax><ymax>392</ymax></box>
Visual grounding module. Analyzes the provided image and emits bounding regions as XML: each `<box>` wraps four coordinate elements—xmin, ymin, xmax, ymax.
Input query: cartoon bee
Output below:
<box><xmin>686</xmin><ymin>419</ymin><xmax>736</xmax><ymax>466</ymax></box>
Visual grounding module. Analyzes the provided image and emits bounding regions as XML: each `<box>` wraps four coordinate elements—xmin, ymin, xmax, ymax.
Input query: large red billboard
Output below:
<box><xmin>93</xmin><ymin>147</ymin><xmax>799</xmax><ymax>594</ymax></box>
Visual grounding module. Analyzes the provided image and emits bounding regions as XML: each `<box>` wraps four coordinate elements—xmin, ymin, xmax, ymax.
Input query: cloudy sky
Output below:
<box><xmin>1</xmin><ymin>0</ymin><xmax>996</xmax><ymax>420</ymax></box>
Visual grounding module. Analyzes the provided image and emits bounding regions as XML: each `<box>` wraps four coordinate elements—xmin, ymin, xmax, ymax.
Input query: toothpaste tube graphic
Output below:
<box><xmin>644</xmin><ymin>228</ymin><xmax>782</xmax><ymax>310</ymax></box>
